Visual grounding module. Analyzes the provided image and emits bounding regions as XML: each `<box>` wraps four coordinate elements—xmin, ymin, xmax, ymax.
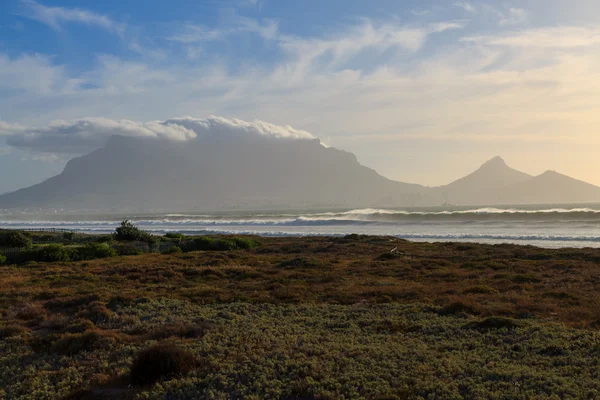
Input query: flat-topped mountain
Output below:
<box><xmin>0</xmin><ymin>134</ymin><xmax>424</xmax><ymax>211</ymax></box>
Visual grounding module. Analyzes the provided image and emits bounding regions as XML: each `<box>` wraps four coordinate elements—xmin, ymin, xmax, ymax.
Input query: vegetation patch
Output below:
<box><xmin>1</xmin><ymin>235</ymin><xmax>600</xmax><ymax>398</ymax></box>
<box><xmin>130</xmin><ymin>343</ymin><xmax>197</xmax><ymax>385</ymax></box>
<box><xmin>467</xmin><ymin>316</ymin><xmax>521</xmax><ymax>331</ymax></box>
<box><xmin>0</xmin><ymin>324</ymin><xmax>28</xmax><ymax>339</ymax></box>
<box><xmin>463</xmin><ymin>285</ymin><xmax>499</xmax><ymax>294</ymax></box>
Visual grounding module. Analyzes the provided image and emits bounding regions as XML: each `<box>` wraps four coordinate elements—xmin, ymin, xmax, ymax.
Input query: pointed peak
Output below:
<box><xmin>481</xmin><ymin>156</ymin><xmax>507</xmax><ymax>169</ymax></box>
<box><xmin>539</xmin><ymin>170</ymin><xmax>561</xmax><ymax>177</ymax></box>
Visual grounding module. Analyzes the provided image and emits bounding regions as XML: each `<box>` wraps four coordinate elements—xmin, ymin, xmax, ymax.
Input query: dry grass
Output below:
<box><xmin>2</xmin><ymin>235</ymin><xmax>600</xmax><ymax>328</ymax></box>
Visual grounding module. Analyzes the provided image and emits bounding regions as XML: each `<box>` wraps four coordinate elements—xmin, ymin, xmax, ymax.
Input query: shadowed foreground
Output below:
<box><xmin>2</xmin><ymin>235</ymin><xmax>600</xmax><ymax>399</ymax></box>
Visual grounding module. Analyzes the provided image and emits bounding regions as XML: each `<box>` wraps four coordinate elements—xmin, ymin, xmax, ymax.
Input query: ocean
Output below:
<box><xmin>2</xmin><ymin>205</ymin><xmax>600</xmax><ymax>248</ymax></box>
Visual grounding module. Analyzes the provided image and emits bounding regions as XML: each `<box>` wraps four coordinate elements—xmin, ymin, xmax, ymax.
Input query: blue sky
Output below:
<box><xmin>2</xmin><ymin>0</ymin><xmax>600</xmax><ymax>194</ymax></box>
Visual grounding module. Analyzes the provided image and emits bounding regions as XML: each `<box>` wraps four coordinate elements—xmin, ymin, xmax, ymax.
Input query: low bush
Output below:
<box><xmin>463</xmin><ymin>285</ymin><xmax>499</xmax><ymax>294</ymax></box>
<box><xmin>15</xmin><ymin>303</ymin><xmax>47</xmax><ymax>321</ymax></box>
<box><xmin>182</xmin><ymin>236</ymin><xmax>259</xmax><ymax>252</ymax></box>
<box><xmin>0</xmin><ymin>324</ymin><xmax>29</xmax><ymax>339</ymax></box>
<box><xmin>130</xmin><ymin>343</ymin><xmax>196</xmax><ymax>385</ymax></box>
<box><xmin>38</xmin><ymin>244</ymin><xmax>77</xmax><ymax>262</ymax></box>
<box><xmin>165</xmin><ymin>232</ymin><xmax>185</xmax><ymax>240</ymax></box>
<box><xmin>148</xmin><ymin>322</ymin><xmax>213</xmax><ymax>340</ymax></box>
<box><xmin>95</xmin><ymin>235</ymin><xmax>112</xmax><ymax>243</ymax></box>
<box><xmin>0</xmin><ymin>253</ymin><xmax>6</xmax><ymax>265</ymax></box>
<box><xmin>162</xmin><ymin>246</ymin><xmax>182</xmax><ymax>255</ymax></box>
<box><xmin>75</xmin><ymin>301</ymin><xmax>114</xmax><ymax>324</ymax></box>
<box><xmin>467</xmin><ymin>317</ymin><xmax>521</xmax><ymax>331</ymax></box>
<box><xmin>114</xmin><ymin>243</ymin><xmax>144</xmax><ymax>256</ymax></box>
<box><xmin>51</xmin><ymin>331</ymin><xmax>119</xmax><ymax>355</ymax></box>
<box><xmin>278</xmin><ymin>257</ymin><xmax>320</xmax><ymax>269</ymax></box>
<box><xmin>0</xmin><ymin>231</ymin><xmax>32</xmax><ymax>248</ymax></box>
<box><xmin>113</xmin><ymin>220</ymin><xmax>156</xmax><ymax>245</ymax></box>
<box><xmin>439</xmin><ymin>301</ymin><xmax>481</xmax><ymax>316</ymax></box>
<box><xmin>77</xmin><ymin>242</ymin><xmax>117</xmax><ymax>260</ymax></box>
<box><xmin>376</xmin><ymin>252</ymin><xmax>398</xmax><ymax>261</ymax></box>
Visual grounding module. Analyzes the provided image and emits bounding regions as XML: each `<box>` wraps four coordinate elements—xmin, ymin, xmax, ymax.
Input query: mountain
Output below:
<box><xmin>497</xmin><ymin>170</ymin><xmax>600</xmax><ymax>205</ymax></box>
<box><xmin>0</xmin><ymin>135</ymin><xmax>425</xmax><ymax>211</ymax></box>
<box><xmin>435</xmin><ymin>156</ymin><xmax>532</xmax><ymax>204</ymax></box>
<box><xmin>2</xmin><ymin>139</ymin><xmax>599</xmax><ymax>211</ymax></box>
<box><xmin>436</xmin><ymin>157</ymin><xmax>600</xmax><ymax>205</ymax></box>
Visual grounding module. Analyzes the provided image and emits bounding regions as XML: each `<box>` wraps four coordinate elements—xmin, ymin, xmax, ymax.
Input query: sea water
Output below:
<box><xmin>1</xmin><ymin>204</ymin><xmax>600</xmax><ymax>249</ymax></box>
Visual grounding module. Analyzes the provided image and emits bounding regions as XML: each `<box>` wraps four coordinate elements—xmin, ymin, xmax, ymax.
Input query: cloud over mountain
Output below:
<box><xmin>1</xmin><ymin>116</ymin><xmax>316</xmax><ymax>154</ymax></box>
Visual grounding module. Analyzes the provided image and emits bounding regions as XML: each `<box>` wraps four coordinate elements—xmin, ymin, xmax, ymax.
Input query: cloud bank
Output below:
<box><xmin>1</xmin><ymin>116</ymin><xmax>316</xmax><ymax>154</ymax></box>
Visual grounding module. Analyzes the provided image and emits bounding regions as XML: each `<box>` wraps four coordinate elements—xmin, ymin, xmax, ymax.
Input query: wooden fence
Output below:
<box><xmin>1</xmin><ymin>228</ymin><xmax>81</xmax><ymax>233</ymax></box>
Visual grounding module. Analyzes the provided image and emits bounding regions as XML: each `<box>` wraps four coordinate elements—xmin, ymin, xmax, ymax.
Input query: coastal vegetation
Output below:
<box><xmin>2</xmin><ymin>231</ymin><xmax>600</xmax><ymax>398</ymax></box>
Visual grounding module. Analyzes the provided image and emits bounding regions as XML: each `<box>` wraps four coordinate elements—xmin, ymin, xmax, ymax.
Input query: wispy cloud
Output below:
<box><xmin>276</xmin><ymin>20</ymin><xmax>464</xmax><ymax>80</ymax></box>
<box><xmin>19</xmin><ymin>0</ymin><xmax>125</xmax><ymax>36</ymax></box>
<box><xmin>463</xmin><ymin>26</ymin><xmax>600</xmax><ymax>48</ymax></box>
<box><xmin>167</xmin><ymin>15</ymin><xmax>278</xmax><ymax>44</ymax></box>
<box><xmin>499</xmin><ymin>8</ymin><xmax>528</xmax><ymax>26</ymax></box>
<box><xmin>454</xmin><ymin>2</ymin><xmax>477</xmax><ymax>14</ymax></box>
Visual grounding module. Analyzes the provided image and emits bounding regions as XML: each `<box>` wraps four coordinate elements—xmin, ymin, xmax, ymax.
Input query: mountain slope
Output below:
<box><xmin>434</xmin><ymin>156</ymin><xmax>533</xmax><ymax>204</ymax></box>
<box><xmin>0</xmin><ymin>135</ymin><xmax>425</xmax><ymax>211</ymax></box>
<box><xmin>497</xmin><ymin>170</ymin><xmax>600</xmax><ymax>205</ymax></box>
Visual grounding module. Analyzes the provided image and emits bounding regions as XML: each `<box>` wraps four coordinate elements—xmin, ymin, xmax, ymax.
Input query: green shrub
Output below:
<box><xmin>0</xmin><ymin>231</ymin><xmax>32</xmax><ymax>248</ymax></box>
<box><xmin>130</xmin><ymin>343</ymin><xmax>196</xmax><ymax>385</ymax></box>
<box><xmin>113</xmin><ymin>220</ymin><xmax>156</xmax><ymax>245</ymax></box>
<box><xmin>231</xmin><ymin>237</ymin><xmax>260</xmax><ymax>249</ymax></box>
<box><xmin>35</xmin><ymin>234</ymin><xmax>56</xmax><ymax>243</ymax></box>
<box><xmin>162</xmin><ymin>246</ymin><xmax>182</xmax><ymax>255</ymax></box>
<box><xmin>115</xmin><ymin>243</ymin><xmax>144</xmax><ymax>256</ymax></box>
<box><xmin>77</xmin><ymin>243</ymin><xmax>117</xmax><ymax>260</ymax></box>
<box><xmin>182</xmin><ymin>236</ymin><xmax>259</xmax><ymax>252</ymax></box>
<box><xmin>165</xmin><ymin>232</ymin><xmax>185</xmax><ymax>240</ymax></box>
<box><xmin>63</xmin><ymin>231</ymin><xmax>74</xmax><ymax>241</ymax></box>
<box><xmin>185</xmin><ymin>236</ymin><xmax>214</xmax><ymax>251</ymax></box>
<box><xmin>38</xmin><ymin>244</ymin><xmax>76</xmax><ymax>262</ymax></box>
<box><xmin>0</xmin><ymin>253</ymin><xmax>6</xmax><ymax>265</ymax></box>
<box><xmin>95</xmin><ymin>235</ymin><xmax>112</xmax><ymax>243</ymax></box>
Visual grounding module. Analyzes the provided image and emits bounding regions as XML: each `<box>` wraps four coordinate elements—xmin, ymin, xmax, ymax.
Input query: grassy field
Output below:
<box><xmin>2</xmin><ymin>234</ymin><xmax>600</xmax><ymax>399</ymax></box>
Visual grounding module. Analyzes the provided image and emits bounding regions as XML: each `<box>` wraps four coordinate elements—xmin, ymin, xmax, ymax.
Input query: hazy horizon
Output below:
<box><xmin>2</xmin><ymin>0</ymin><xmax>600</xmax><ymax>194</ymax></box>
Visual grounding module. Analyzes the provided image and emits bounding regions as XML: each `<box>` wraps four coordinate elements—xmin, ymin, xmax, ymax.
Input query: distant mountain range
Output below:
<box><xmin>1</xmin><ymin>136</ymin><xmax>599</xmax><ymax>210</ymax></box>
<box><xmin>433</xmin><ymin>156</ymin><xmax>600</xmax><ymax>205</ymax></box>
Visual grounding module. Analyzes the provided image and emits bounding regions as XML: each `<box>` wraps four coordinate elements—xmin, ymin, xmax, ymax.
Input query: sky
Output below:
<box><xmin>1</xmin><ymin>0</ymin><xmax>600</xmax><ymax>194</ymax></box>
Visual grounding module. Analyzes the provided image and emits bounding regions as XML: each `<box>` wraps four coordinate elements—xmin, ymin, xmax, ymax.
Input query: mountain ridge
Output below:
<box><xmin>1</xmin><ymin>139</ymin><xmax>599</xmax><ymax>210</ymax></box>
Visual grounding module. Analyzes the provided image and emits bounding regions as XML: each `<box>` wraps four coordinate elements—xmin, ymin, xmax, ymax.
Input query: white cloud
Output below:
<box><xmin>454</xmin><ymin>2</ymin><xmax>477</xmax><ymax>14</ymax></box>
<box><xmin>499</xmin><ymin>8</ymin><xmax>528</xmax><ymax>26</ymax></box>
<box><xmin>464</xmin><ymin>26</ymin><xmax>600</xmax><ymax>48</ymax></box>
<box><xmin>2</xmin><ymin>116</ymin><xmax>315</xmax><ymax>154</ymax></box>
<box><xmin>0</xmin><ymin>121</ymin><xmax>27</xmax><ymax>136</ymax></box>
<box><xmin>19</xmin><ymin>0</ymin><xmax>124</xmax><ymax>36</ymax></box>
<box><xmin>276</xmin><ymin>20</ymin><xmax>464</xmax><ymax>80</ymax></box>
<box><xmin>167</xmin><ymin>16</ymin><xmax>278</xmax><ymax>44</ymax></box>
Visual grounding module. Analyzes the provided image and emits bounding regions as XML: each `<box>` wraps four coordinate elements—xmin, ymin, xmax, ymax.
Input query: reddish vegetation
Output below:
<box><xmin>2</xmin><ymin>235</ymin><xmax>600</xmax><ymax>329</ymax></box>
